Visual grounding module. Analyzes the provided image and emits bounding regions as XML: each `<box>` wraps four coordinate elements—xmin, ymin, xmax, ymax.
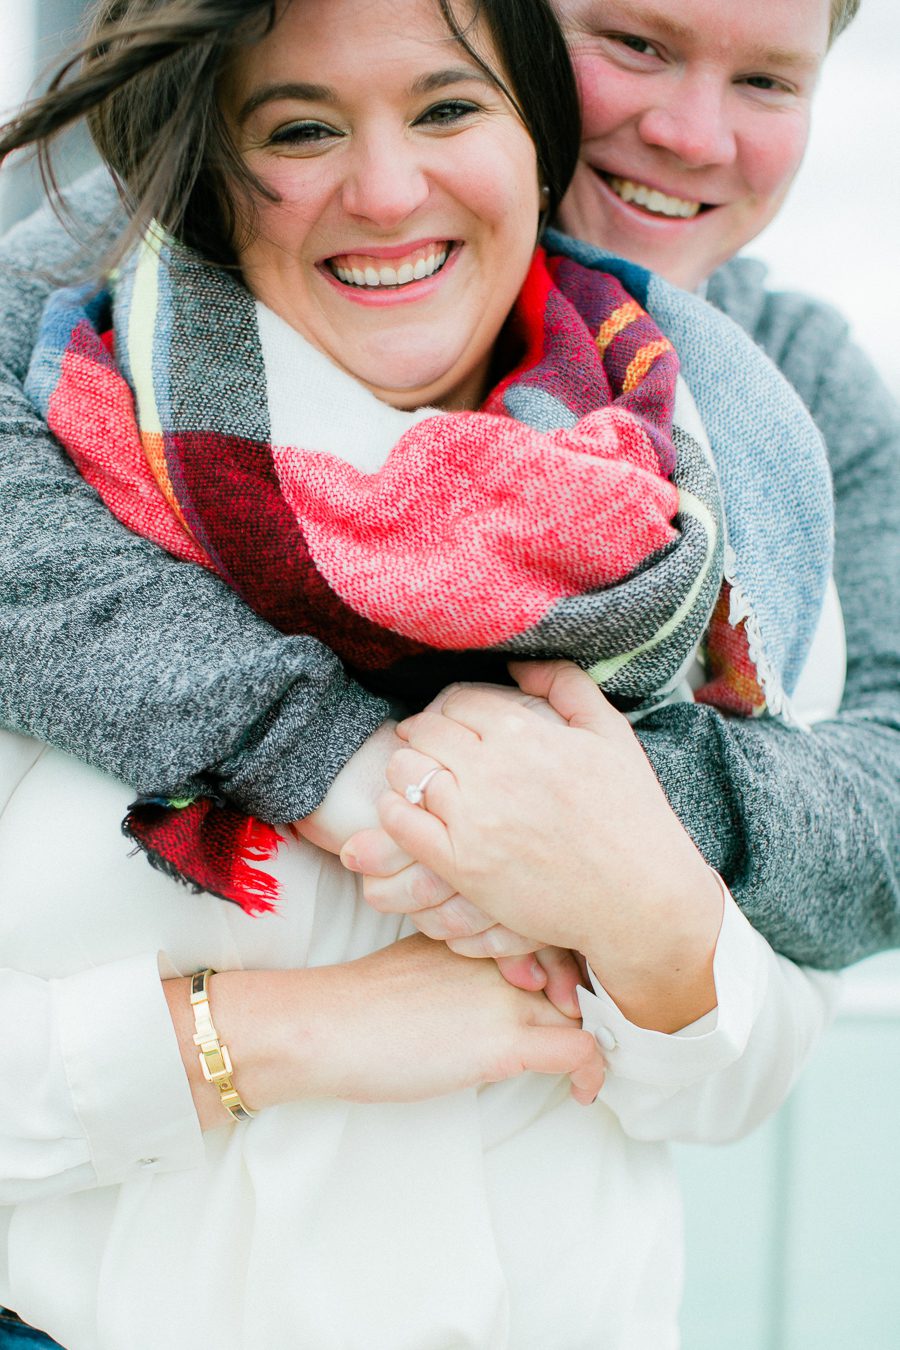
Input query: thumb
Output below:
<box><xmin>520</xmin><ymin>1026</ymin><xmax>606</xmax><ymax>1097</ymax></box>
<box><xmin>340</xmin><ymin>826</ymin><xmax>412</xmax><ymax>876</ymax></box>
<box><xmin>508</xmin><ymin>660</ymin><xmax>616</xmax><ymax>733</ymax></box>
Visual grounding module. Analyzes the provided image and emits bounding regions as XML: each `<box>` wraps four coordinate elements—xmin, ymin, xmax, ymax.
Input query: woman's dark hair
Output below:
<box><xmin>0</xmin><ymin>0</ymin><xmax>581</xmax><ymax>267</ymax></box>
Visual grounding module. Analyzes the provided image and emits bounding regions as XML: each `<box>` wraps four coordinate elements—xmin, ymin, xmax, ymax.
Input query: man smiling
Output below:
<box><xmin>0</xmin><ymin>0</ymin><xmax>896</xmax><ymax>972</ymax></box>
<box><xmin>556</xmin><ymin>0</ymin><xmax>833</xmax><ymax>287</ymax></box>
<box><xmin>325</xmin><ymin>0</ymin><xmax>894</xmax><ymax>947</ymax></box>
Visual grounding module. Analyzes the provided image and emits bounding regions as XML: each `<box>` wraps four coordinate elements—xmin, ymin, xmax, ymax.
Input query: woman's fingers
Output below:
<box><xmin>508</xmin><ymin>659</ymin><xmax>622</xmax><ymax>734</ymax></box>
<box><xmin>531</xmin><ymin>947</ymin><xmax>584</xmax><ymax>1019</ymax></box>
<box><xmin>384</xmin><ymin>747</ymin><xmax>457</xmax><ymax>822</ymax></box>
<box><xmin>377</xmin><ymin>784</ymin><xmax>457</xmax><ymax>881</ymax></box>
<box><xmin>402</xmin><ymin>687</ymin><xmax>533</xmax><ymax>746</ymax></box>
<box><xmin>495</xmin><ymin>953</ymin><xmax>549</xmax><ymax>993</ymax></box>
<box><xmin>395</xmin><ymin>708</ymin><xmax>482</xmax><ymax>764</ymax></box>
<box><xmin>520</xmin><ymin>1026</ymin><xmax>605</xmax><ymax>1103</ymax></box>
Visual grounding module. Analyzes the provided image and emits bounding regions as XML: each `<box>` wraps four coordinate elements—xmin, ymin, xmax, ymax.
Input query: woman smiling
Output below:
<box><xmin>221</xmin><ymin>0</ymin><xmax>546</xmax><ymax>410</ymax></box>
<box><xmin>0</xmin><ymin>1</ymin><xmax>838</xmax><ymax>1347</ymax></box>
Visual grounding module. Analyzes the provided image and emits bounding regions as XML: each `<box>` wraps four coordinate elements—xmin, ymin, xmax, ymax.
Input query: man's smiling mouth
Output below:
<box><xmin>598</xmin><ymin>172</ymin><xmax>707</xmax><ymax>220</ymax></box>
<box><xmin>327</xmin><ymin>242</ymin><xmax>453</xmax><ymax>289</ymax></box>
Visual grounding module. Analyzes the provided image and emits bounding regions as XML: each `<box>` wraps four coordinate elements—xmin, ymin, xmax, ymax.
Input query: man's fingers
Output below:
<box><xmin>341</xmin><ymin>826</ymin><xmax>412</xmax><ymax>877</ymax></box>
<box><xmin>409</xmin><ymin>894</ymin><xmax>498</xmax><ymax>939</ymax></box>
<box><xmin>446</xmin><ymin>925</ymin><xmax>542</xmax><ymax>959</ymax></box>
<box><xmin>569</xmin><ymin>1054</ymin><xmax>607</xmax><ymax>1105</ymax></box>
<box><xmin>363</xmin><ymin>864</ymin><xmax>457</xmax><ymax>916</ymax></box>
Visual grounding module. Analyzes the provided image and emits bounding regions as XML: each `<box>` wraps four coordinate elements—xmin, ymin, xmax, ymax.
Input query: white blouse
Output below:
<box><xmin>0</xmin><ymin>708</ymin><xmax>838</xmax><ymax>1350</ymax></box>
<box><xmin>0</xmin><ymin>297</ymin><xmax>848</xmax><ymax>1348</ymax></box>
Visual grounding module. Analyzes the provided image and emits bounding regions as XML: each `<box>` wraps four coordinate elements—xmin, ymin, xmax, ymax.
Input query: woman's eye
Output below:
<box><xmin>268</xmin><ymin>121</ymin><xmax>342</xmax><ymax>148</ymax></box>
<box><xmin>416</xmin><ymin>100</ymin><xmax>480</xmax><ymax>128</ymax></box>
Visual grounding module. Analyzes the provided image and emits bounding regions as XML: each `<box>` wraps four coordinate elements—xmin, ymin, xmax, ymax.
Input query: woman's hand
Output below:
<box><xmin>344</xmin><ymin>820</ymin><xmax>584</xmax><ymax>1014</ymax></box>
<box><xmin>363</xmin><ymin>661</ymin><xmax>724</xmax><ymax>1032</ymax></box>
<box><xmin>302</xmin><ymin>692</ymin><xmax>575</xmax><ymax>1004</ymax></box>
<box><xmin>163</xmin><ymin>935</ymin><xmax>606</xmax><ymax>1127</ymax></box>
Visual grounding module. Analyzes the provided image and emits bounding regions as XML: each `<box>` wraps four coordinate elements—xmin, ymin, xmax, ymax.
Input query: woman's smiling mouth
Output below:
<box><xmin>326</xmin><ymin>241</ymin><xmax>454</xmax><ymax>289</ymax></box>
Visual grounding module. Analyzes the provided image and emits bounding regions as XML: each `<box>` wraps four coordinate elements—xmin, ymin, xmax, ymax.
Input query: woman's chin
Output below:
<box><xmin>352</xmin><ymin>351</ymin><xmax>485</xmax><ymax>411</ymax></box>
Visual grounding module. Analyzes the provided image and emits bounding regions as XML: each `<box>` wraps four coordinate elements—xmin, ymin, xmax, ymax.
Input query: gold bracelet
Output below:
<box><xmin>189</xmin><ymin>968</ymin><xmax>257</xmax><ymax>1122</ymax></box>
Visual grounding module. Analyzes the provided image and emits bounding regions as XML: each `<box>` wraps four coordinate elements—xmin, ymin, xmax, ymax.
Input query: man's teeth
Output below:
<box><xmin>330</xmin><ymin>246</ymin><xmax>449</xmax><ymax>288</ymax></box>
<box><xmin>606</xmin><ymin>176</ymin><xmax>701</xmax><ymax>219</ymax></box>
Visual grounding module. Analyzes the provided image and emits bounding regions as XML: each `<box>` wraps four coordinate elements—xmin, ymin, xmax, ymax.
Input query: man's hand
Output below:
<box><xmin>343</xmin><ymin>813</ymin><xmax>584</xmax><ymax>1016</ymax></box>
<box><xmin>367</xmin><ymin>662</ymin><xmax>724</xmax><ymax>1032</ymax></box>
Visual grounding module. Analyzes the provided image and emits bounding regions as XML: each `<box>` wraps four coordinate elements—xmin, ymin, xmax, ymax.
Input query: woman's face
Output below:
<box><xmin>221</xmin><ymin>0</ymin><xmax>541</xmax><ymax>410</ymax></box>
<box><xmin>554</xmin><ymin>0</ymin><xmax>831</xmax><ymax>290</ymax></box>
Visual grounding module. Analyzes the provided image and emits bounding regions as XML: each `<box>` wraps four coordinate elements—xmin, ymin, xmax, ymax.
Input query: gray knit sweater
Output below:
<box><xmin>0</xmin><ymin>174</ymin><xmax>897</xmax><ymax>969</ymax></box>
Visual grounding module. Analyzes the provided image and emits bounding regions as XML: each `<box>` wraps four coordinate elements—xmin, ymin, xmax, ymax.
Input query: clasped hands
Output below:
<box><xmin>339</xmin><ymin>660</ymin><xmax>724</xmax><ymax>1035</ymax></box>
<box><xmin>341</xmin><ymin>668</ymin><xmax>588</xmax><ymax>1015</ymax></box>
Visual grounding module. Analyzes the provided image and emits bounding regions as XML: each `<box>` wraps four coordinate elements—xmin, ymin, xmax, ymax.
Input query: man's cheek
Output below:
<box><xmin>569</xmin><ymin>52</ymin><xmax>616</xmax><ymax>134</ymax></box>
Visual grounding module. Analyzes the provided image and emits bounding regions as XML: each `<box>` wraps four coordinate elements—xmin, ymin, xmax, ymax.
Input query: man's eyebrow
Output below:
<box><xmin>738</xmin><ymin>45</ymin><xmax>822</xmax><ymax>71</ymax></box>
<box><xmin>237</xmin><ymin>82</ymin><xmax>339</xmax><ymax>123</ymax></box>
<box><xmin>591</xmin><ymin>3</ymin><xmax>821</xmax><ymax>68</ymax></box>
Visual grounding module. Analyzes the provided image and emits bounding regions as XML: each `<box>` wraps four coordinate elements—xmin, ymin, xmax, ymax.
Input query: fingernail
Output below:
<box><xmin>341</xmin><ymin>850</ymin><xmax>361</xmax><ymax>872</ymax></box>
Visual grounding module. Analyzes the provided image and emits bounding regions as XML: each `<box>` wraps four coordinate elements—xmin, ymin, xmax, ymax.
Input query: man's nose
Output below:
<box><xmin>637</xmin><ymin>75</ymin><xmax>737</xmax><ymax>169</ymax></box>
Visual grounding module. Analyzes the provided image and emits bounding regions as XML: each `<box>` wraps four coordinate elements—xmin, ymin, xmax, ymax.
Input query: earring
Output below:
<box><xmin>540</xmin><ymin>184</ymin><xmax>551</xmax><ymax>202</ymax></box>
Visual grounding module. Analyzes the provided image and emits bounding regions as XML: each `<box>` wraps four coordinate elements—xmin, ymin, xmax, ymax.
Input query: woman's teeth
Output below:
<box><xmin>329</xmin><ymin>245</ymin><xmax>450</xmax><ymax>288</ymax></box>
<box><xmin>605</xmin><ymin>175</ymin><xmax>701</xmax><ymax>219</ymax></box>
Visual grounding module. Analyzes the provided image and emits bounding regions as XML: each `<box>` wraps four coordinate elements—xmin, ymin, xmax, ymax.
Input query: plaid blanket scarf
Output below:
<box><xmin>26</xmin><ymin>227</ymin><xmax>830</xmax><ymax>912</ymax></box>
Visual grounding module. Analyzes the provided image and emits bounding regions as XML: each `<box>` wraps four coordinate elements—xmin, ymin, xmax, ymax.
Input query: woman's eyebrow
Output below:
<box><xmin>237</xmin><ymin>82</ymin><xmax>339</xmax><ymax>123</ymax></box>
<box><xmin>236</xmin><ymin>68</ymin><xmax>491</xmax><ymax>124</ymax></box>
<box><xmin>409</xmin><ymin>67</ymin><xmax>495</xmax><ymax>96</ymax></box>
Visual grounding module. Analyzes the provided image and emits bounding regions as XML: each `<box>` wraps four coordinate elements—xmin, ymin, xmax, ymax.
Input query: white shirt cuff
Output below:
<box><xmin>577</xmin><ymin>885</ymin><xmax>768</xmax><ymax>1090</ymax></box>
<box><xmin>55</xmin><ymin>952</ymin><xmax>204</xmax><ymax>1186</ymax></box>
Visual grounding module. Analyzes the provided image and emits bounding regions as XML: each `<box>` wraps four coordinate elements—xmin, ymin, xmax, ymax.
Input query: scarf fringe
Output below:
<box><xmin>722</xmin><ymin>543</ymin><xmax>804</xmax><ymax>729</ymax></box>
<box><xmin>122</xmin><ymin>806</ymin><xmax>281</xmax><ymax>915</ymax></box>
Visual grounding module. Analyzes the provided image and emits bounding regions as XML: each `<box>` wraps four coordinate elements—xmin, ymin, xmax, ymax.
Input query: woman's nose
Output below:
<box><xmin>340</xmin><ymin>134</ymin><xmax>430</xmax><ymax>227</ymax></box>
<box><xmin>637</xmin><ymin>78</ymin><xmax>737</xmax><ymax>169</ymax></box>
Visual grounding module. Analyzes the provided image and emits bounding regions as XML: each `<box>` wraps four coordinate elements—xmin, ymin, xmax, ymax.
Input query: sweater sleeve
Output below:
<box><xmin>634</xmin><ymin>266</ymin><xmax>900</xmax><ymax>969</ymax></box>
<box><xmin>0</xmin><ymin>172</ymin><xmax>389</xmax><ymax>821</ymax></box>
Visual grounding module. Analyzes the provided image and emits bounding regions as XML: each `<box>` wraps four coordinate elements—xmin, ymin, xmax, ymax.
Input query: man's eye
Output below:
<box><xmin>269</xmin><ymin>121</ymin><xmax>341</xmax><ymax>147</ymax></box>
<box><xmin>741</xmin><ymin>74</ymin><xmax>794</xmax><ymax>95</ymax></box>
<box><xmin>612</xmin><ymin>34</ymin><xmax>659</xmax><ymax>57</ymax></box>
<box><xmin>416</xmin><ymin>100</ymin><xmax>480</xmax><ymax>127</ymax></box>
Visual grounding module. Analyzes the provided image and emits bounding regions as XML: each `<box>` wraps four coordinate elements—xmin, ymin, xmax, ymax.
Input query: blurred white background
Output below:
<box><xmin>1</xmin><ymin>0</ymin><xmax>898</xmax><ymax>390</ymax></box>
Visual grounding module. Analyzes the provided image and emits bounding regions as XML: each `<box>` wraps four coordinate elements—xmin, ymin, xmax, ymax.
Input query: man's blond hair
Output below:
<box><xmin>831</xmin><ymin>0</ymin><xmax>860</xmax><ymax>42</ymax></box>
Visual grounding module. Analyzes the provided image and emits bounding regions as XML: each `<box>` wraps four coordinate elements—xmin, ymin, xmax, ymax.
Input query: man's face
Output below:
<box><xmin>556</xmin><ymin>0</ymin><xmax>831</xmax><ymax>289</ymax></box>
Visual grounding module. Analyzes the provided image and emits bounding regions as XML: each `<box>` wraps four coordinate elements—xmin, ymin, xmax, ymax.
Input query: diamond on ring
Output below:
<box><xmin>404</xmin><ymin>767</ymin><xmax>442</xmax><ymax>806</ymax></box>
